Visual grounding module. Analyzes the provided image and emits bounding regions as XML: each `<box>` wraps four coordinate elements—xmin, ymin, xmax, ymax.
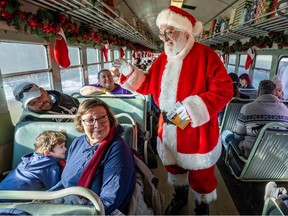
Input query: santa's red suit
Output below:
<box><xmin>120</xmin><ymin>37</ymin><xmax>233</xmax><ymax>202</ymax></box>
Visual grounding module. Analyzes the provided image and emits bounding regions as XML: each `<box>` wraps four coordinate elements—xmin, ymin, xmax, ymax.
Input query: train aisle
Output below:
<box><xmin>152</xmin><ymin>156</ymin><xmax>239</xmax><ymax>215</ymax></box>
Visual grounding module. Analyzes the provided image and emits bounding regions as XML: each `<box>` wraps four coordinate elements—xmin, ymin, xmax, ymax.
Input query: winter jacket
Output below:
<box><xmin>49</xmin><ymin>125</ymin><xmax>136</xmax><ymax>215</ymax></box>
<box><xmin>0</xmin><ymin>152</ymin><xmax>61</xmax><ymax>190</ymax></box>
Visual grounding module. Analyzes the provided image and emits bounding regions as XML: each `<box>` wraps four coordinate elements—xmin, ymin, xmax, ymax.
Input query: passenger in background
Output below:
<box><xmin>49</xmin><ymin>98</ymin><xmax>136</xmax><ymax>215</ymax></box>
<box><xmin>239</xmin><ymin>73</ymin><xmax>255</xmax><ymax>89</ymax></box>
<box><xmin>0</xmin><ymin>130</ymin><xmax>67</xmax><ymax>191</ymax></box>
<box><xmin>80</xmin><ymin>69</ymin><xmax>132</xmax><ymax>96</ymax></box>
<box><xmin>272</xmin><ymin>75</ymin><xmax>284</xmax><ymax>100</ymax></box>
<box><xmin>221</xmin><ymin>80</ymin><xmax>288</xmax><ymax>157</ymax></box>
<box><xmin>13</xmin><ymin>82</ymin><xmax>80</xmax><ymax>118</ymax></box>
<box><xmin>218</xmin><ymin>73</ymin><xmax>250</xmax><ymax>124</ymax></box>
<box><xmin>264</xmin><ymin>182</ymin><xmax>288</xmax><ymax>207</ymax></box>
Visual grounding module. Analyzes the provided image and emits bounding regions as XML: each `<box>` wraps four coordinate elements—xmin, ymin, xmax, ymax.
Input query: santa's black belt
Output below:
<box><xmin>161</xmin><ymin>111</ymin><xmax>175</xmax><ymax>125</ymax></box>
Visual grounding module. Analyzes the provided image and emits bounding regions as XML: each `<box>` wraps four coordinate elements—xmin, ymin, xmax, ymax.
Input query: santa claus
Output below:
<box><xmin>114</xmin><ymin>6</ymin><xmax>233</xmax><ymax>215</ymax></box>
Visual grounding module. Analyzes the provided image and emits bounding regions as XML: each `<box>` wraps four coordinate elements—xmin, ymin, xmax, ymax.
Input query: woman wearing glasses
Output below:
<box><xmin>49</xmin><ymin>98</ymin><xmax>136</xmax><ymax>215</ymax></box>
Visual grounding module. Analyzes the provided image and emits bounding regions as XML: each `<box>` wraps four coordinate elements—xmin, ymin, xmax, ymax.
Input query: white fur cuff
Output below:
<box><xmin>182</xmin><ymin>95</ymin><xmax>210</xmax><ymax>127</ymax></box>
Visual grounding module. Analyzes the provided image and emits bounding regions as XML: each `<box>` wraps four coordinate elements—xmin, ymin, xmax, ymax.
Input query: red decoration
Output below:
<box><xmin>54</xmin><ymin>28</ymin><xmax>70</xmax><ymax>68</ymax></box>
<box><xmin>103</xmin><ymin>43</ymin><xmax>109</xmax><ymax>62</ymax></box>
<box><xmin>245</xmin><ymin>47</ymin><xmax>256</xmax><ymax>70</ymax></box>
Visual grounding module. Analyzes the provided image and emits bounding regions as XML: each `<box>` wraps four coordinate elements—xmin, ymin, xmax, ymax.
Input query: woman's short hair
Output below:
<box><xmin>75</xmin><ymin>98</ymin><xmax>118</xmax><ymax>133</ymax></box>
<box><xmin>34</xmin><ymin>130</ymin><xmax>67</xmax><ymax>154</ymax></box>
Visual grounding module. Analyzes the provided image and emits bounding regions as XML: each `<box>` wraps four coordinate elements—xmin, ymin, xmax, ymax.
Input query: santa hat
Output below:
<box><xmin>272</xmin><ymin>75</ymin><xmax>283</xmax><ymax>89</ymax></box>
<box><xmin>156</xmin><ymin>6</ymin><xmax>203</xmax><ymax>35</ymax></box>
<box><xmin>54</xmin><ymin>28</ymin><xmax>70</xmax><ymax>68</ymax></box>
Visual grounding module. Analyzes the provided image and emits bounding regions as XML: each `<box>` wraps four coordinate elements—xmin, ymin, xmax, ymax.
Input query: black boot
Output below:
<box><xmin>194</xmin><ymin>201</ymin><xmax>209</xmax><ymax>215</ymax></box>
<box><xmin>165</xmin><ymin>185</ymin><xmax>189</xmax><ymax>215</ymax></box>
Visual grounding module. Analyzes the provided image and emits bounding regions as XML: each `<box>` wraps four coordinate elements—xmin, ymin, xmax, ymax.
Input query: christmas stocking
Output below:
<box><xmin>245</xmin><ymin>47</ymin><xmax>255</xmax><ymax>70</ymax></box>
<box><xmin>54</xmin><ymin>28</ymin><xmax>70</xmax><ymax>68</ymax></box>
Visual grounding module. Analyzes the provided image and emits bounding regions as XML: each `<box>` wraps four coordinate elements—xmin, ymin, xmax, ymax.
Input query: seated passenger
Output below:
<box><xmin>239</xmin><ymin>73</ymin><xmax>255</xmax><ymax>89</ymax></box>
<box><xmin>0</xmin><ymin>130</ymin><xmax>66</xmax><ymax>191</ymax></box>
<box><xmin>221</xmin><ymin>80</ymin><xmax>288</xmax><ymax>157</ymax></box>
<box><xmin>264</xmin><ymin>182</ymin><xmax>288</xmax><ymax>207</ymax></box>
<box><xmin>49</xmin><ymin>98</ymin><xmax>136</xmax><ymax>215</ymax></box>
<box><xmin>218</xmin><ymin>73</ymin><xmax>250</xmax><ymax>124</ymax></box>
<box><xmin>13</xmin><ymin>82</ymin><xmax>80</xmax><ymax>120</ymax></box>
<box><xmin>272</xmin><ymin>75</ymin><xmax>284</xmax><ymax>100</ymax></box>
<box><xmin>80</xmin><ymin>69</ymin><xmax>132</xmax><ymax>96</ymax></box>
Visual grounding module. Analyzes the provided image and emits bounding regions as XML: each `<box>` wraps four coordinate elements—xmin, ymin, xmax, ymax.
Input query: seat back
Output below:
<box><xmin>262</xmin><ymin>197</ymin><xmax>288</xmax><ymax>215</ymax></box>
<box><xmin>0</xmin><ymin>186</ymin><xmax>105</xmax><ymax>215</ymax></box>
<box><xmin>12</xmin><ymin>113</ymin><xmax>137</xmax><ymax>169</ymax></box>
<box><xmin>226</xmin><ymin>122</ymin><xmax>288</xmax><ymax>181</ymax></box>
<box><xmin>220</xmin><ymin>98</ymin><xmax>254</xmax><ymax>133</ymax></box>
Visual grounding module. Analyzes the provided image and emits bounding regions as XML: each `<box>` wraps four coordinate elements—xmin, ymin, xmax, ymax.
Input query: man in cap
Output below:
<box><xmin>13</xmin><ymin>82</ymin><xmax>79</xmax><ymax>120</ymax></box>
<box><xmin>113</xmin><ymin>6</ymin><xmax>233</xmax><ymax>214</ymax></box>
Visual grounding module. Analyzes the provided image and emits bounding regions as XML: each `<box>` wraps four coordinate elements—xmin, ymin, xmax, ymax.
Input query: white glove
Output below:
<box><xmin>176</xmin><ymin>104</ymin><xmax>190</xmax><ymax>121</ymax></box>
<box><xmin>113</xmin><ymin>59</ymin><xmax>133</xmax><ymax>76</ymax></box>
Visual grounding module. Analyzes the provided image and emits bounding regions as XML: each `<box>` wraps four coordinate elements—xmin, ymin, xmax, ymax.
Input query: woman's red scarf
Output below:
<box><xmin>78</xmin><ymin>127</ymin><xmax>116</xmax><ymax>188</ymax></box>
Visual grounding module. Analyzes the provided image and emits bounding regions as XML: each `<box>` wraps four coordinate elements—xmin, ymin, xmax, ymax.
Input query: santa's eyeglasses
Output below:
<box><xmin>158</xmin><ymin>29</ymin><xmax>177</xmax><ymax>39</ymax></box>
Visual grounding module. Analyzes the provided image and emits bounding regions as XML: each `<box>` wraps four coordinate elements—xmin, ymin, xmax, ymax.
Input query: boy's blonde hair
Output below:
<box><xmin>34</xmin><ymin>130</ymin><xmax>67</xmax><ymax>154</ymax></box>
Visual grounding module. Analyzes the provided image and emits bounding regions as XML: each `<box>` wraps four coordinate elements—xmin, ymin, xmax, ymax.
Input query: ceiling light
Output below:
<box><xmin>171</xmin><ymin>0</ymin><xmax>184</xmax><ymax>8</ymax></box>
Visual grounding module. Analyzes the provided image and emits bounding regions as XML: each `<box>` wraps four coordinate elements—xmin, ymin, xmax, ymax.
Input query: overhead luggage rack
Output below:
<box><xmin>199</xmin><ymin>5</ymin><xmax>288</xmax><ymax>46</ymax></box>
<box><xmin>23</xmin><ymin>0</ymin><xmax>158</xmax><ymax>50</ymax></box>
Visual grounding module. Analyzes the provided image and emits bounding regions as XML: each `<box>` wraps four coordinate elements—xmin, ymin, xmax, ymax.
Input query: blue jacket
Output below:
<box><xmin>0</xmin><ymin>152</ymin><xmax>61</xmax><ymax>190</ymax></box>
<box><xmin>50</xmin><ymin>125</ymin><xmax>136</xmax><ymax>214</ymax></box>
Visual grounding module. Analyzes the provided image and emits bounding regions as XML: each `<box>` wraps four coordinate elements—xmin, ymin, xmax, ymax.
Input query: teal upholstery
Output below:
<box><xmin>13</xmin><ymin>113</ymin><xmax>137</xmax><ymax>169</ymax></box>
<box><xmin>220</xmin><ymin>98</ymin><xmax>254</xmax><ymax>134</ymax></box>
<box><xmin>225</xmin><ymin>122</ymin><xmax>288</xmax><ymax>182</ymax></box>
<box><xmin>76</xmin><ymin>94</ymin><xmax>147</xmax><ymax>132</ymax></box>
<box><xmin>262</xmin><ymin>197</ymin><xmax>288</xmax><ymax>215</ymax></box>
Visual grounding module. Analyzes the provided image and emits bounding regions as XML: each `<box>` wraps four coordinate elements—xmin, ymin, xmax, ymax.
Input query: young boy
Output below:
<box><xmin>0</xmin><ymin>130</ymin><xmax>67</xmax><ymax>191</ymax></box>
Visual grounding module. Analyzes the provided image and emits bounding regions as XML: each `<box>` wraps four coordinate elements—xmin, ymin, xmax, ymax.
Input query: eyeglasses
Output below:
<box><xmin>82</xmin><ymin>114</ymin><xmax>109</xmax><ymax>126</ymax></box>
<box><xmin>15</xmin><ymin>84</ymin><xmax>34</xmax><ymax>101</ymax></box>
<box><xmin>158</xmin><ymin>29</ymin><xmax>177</xmax><ymax>39</ymax></box>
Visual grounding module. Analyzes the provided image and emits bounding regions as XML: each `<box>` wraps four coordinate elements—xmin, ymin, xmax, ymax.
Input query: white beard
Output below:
<box><xmin>164</xmin><ymin>32</ymin><xmax>187</xmax><ymax>57</ymax></box>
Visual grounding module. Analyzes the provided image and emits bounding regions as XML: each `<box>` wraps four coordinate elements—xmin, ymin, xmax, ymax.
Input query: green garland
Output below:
<box><xmin>0</xmin><ymin>0</ymin><xmax>153</xmax><ymax>52</ymax></box>
<box><xmin>210</xmin><ymin>31</ymin><xmax>288</xmax><ymax>53</ymax></box>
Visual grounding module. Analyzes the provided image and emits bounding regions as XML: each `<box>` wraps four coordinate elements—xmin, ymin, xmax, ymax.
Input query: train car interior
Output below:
<box><xmin>1</xmin><ymin>0</ymin><xmax>288</xmax><ymax>215</ymax></box>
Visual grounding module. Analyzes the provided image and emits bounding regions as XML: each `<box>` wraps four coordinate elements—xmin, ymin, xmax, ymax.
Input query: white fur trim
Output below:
<box><xmin>121</xmin><ymin>66</ymin><xmax>145</xmax><ymax>92</ymax></box>
<box><xmin>156</xmin><ymin>8</ymin><xmax>193</xmax><ymax>35</ymax></box>
<box><xmin>192</xmin><ymin>21</ymin><xmax>203</xmax><ymax>35</ymax></box>
<box><xmin>177</xmin><ymin>137</ymin><xmax>222</xmax><ymax>170</ymax></box>
<box><xmin>182</xmin><ymin>95</ymin><xmax>210</xmax><ymax>127</ymax></box>
<box><xmin>159</xmin><ymin>36</ymin><xmax>194</xmax><ymax>111</ymax></box>
<box><xmin>192</xmin><ymin>188</ymin><xmax>217</xmax><ymax>204</ymax></box>
<box><xmin>157</xmin><ymin>125</ymin><xmax>177</xmax><ymax>165</ymax></box>
<box><xmin>158</xmin><ymin>130</ymin><xmax>222</xmax><ymax>170</ymax></box>
<box><xmin>156</xmin><ymin>9</ymin><xmax>203</xmax><ymax>36</ymax></box>
<box><xmin>168</xmin><ymin>172</ymin><xmax>189</xmax><ymax>186</ymax></box>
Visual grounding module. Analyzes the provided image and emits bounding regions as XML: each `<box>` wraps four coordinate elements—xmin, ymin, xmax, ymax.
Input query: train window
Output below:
<box><xmin>0</xmin><ymin>42</ymin><xmax>48</xmax><ymax>74</ymax></box>
<box><xmin>87</xmin><ymin>48</ymin><xmax>101</xmax><ymax>84</ymax></box>
<box><xmin>126</xmin><ymin>50</ymin><xmax>132</xmax><ymax>61</ymax></box>
<box><xmin>0</xmin><ymin>42</ymin><xmax>51</xmax><ymax>124</ymax></box>
<box><xmin>253</xmin><ymin>55</ymin><xmax>272</xmax><ymax>89</ymax></box>
<box><xmin>114</xmin><ymin>49</ymin><xmax>120</xmax><ymax>59</ymax></box>
<box><xmin>60</xmin><ymin>47</ymin><xmax>83</xmax><ymax>95</ymax></box>
<box><xmin>238</xmin><ymin>55</ymin><xmax>249</xmax><ymax>76</ymax></box>
<box><xmin>277</xmin><ymin>57</ymin><xmax>288</xmax><ymax>99</ymax></box>
<box><xmin>227</xmin><ymin>54</ymin><xmax>236</xmax><ymax>73</ymax></box>
<box><xmin>87</xmin><ymin>48</ymin><xmax>100</xmax><ymax>63</ymax></box>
